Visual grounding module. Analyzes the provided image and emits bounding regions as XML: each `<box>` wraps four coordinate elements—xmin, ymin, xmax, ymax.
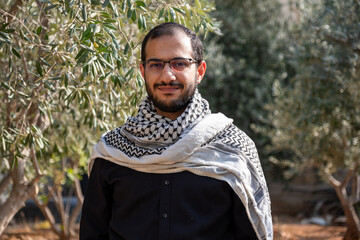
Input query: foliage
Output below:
<box><xmin>199</xmin><ymin>0</ymin><xmax>289</xmax><ymax>163</ymax></box>
<box><xmin>0</xmin><ymin>0</ymin><xmax>217</xmax><ymax>178</ymax></box>
<box><xmin>0</xmin><ymin>0</ymin><xmax>217</xmax><ymax>236</ymax></box>
<box><xmin>267</xmin><ymin>0</ymin><xmax>360</xmax><ymax>238</ymax></box>
<box><xmin>268</xmin><ymin>0</ymin><xmax>360</xmax><ymax>176</ymax></box>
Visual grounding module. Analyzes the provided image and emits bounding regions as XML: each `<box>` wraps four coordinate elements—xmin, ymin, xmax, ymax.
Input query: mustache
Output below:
<box><xmin>154</xmin><ymin>82</ymin><xmax>184</xmax><ymax>88</ymax></box>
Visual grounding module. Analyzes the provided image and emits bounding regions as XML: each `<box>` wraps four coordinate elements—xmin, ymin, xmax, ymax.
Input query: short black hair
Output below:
<box><xmin>141</xmin><ymin>22</ymin><xmax>203</xmax><ymax>63</ymax></box>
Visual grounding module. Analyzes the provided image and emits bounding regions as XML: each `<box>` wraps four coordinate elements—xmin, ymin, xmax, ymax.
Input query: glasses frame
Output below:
<box><xmin>143</xmin><ymin>57</ymin><xmax>201</xmax><ymax>72</ymax></box>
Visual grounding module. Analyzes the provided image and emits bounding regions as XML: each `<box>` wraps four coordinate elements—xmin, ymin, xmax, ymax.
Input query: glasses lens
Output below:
<box><xmin>147</xmin><ymin>60</ymin><xmax>164</xmax><ymax>71</ymax></box>
<box><xmin>170</xmin><ymin>59</ymin><xmax>190</xmax><ymax>71</ymax></box>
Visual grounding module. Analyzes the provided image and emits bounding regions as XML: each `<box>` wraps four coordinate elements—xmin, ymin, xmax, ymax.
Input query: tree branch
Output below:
<box><xmin>69</xmin><ymin>175</ymin><xmax>84</xmax><ymax>233</ymax></box>
<box><xmin>20</xmin><ymin>48</ymin><xmax>30</xmax><ymax>82</ymax></box>
<box><xmin>33</xmin><ymin>196</ymin><xmax>61</xmax><ymax>236</ymax></box>
<box><xmin>351</xmin><ymin>175</ymin><xmax>360</xmax><ymax>203</ymax></box>
<box><xmin>30</xmin><ymin>147</ymin><xmax>43</xmax><ymax>181</ymax></box>
<box><xmin>323</xmin><ymin>33</ymin><xmax>360</xmax><ymax>54</ymax></box>
<box><xmin>325</xmin><ymin>171</ymin><xmax>341</xmax><ymax>189</ymax></box>
<box><xmin>341</xmin><ymin>168</ymin><xmax>355</xmax><ymax>190</ymax></box>
<box><xmin>5</xmin><ymin>0</ymin><xmax>23</xmax><ymax>24</ymax></box>
<box><xmin>0</xmin><ymin>173</ymin><xmax>12</xmax><ymax>196</ymax></box>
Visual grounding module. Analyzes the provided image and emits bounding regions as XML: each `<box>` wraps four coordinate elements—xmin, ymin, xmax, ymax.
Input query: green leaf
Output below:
<box><xmin>0</xmin><ymin>32</ymin><xmax>11</xmax><ymax>43</ymax></box>
<box><xmin>158</xmin><ymin>8</ymin><xmax>164</xmax><ymax>19</ymax></box>
<box><xmin>80</xmin><ymin>44</ymin><xmax>95</xmax><ymax>52</ymax></box>
<box><xmin>0</xmin><ymin>22</ymin><xmax>10</xmax><ymax>30</ymax></box>
<box><xmin>81</xmin><ymin>27</ymin><xmax>92</xmax><ymax>41</ymax></box>
<box><xmin>121</xmin><ymin>0</ymin><xmax>126</xmax><ymax>12</ymax></box>
<box><xmin>82</xmin><ymin>5</ymin><xmax>87</xmax><ymax>22</ymax></box>
<box><xmin>44</xmin><ymin>81</ymin><xmax>55</xmax><ymax>92</ymax></box>
<box><xmin>36</xmin><ymin>26</ymin><xmax>43</xmax><ymax>35</ymax></box>
<box><xmin>11</xmin><ymin>48</ymin><xmax>21</xmax><ymax>59</ymax></box>
<box><xmin>44</xmin><ymin>4</ymin><xmax>58</xmax><ymax>11</ymax></box>
<box><xmin>64</xmin><ymin>73</ymin><xmax>70</xmax><ymax>87</ymax></box>
<box><xmin>124</xmin><ymin>66</ymin><xmax>134</xmax><ymax>79</ymax></box>
<box><xmin>104</xmin><ymin>22</ymin><xmax>117</xmax><ymax>30</ymax></box>
<box><xmin>11</xmin><ymin>157</ymin><xmax>18</xmax><ymax>170</ymax></box>
<box><xmin>36</xmin><ymin>137</ymin><xmax>44</xmax><ymax>149</ymax></box>
<box><xmin>104</xmin><ymin>18</ymin><xmax>117</xmax><ymax>23</ymax></box>
<box><xmin>76</xmin><ymin>50</ymin><xmax>89</xmax><ymax>64</ymax></box>
<box><xmin>109</xmin><ymin>2</ymin><xmax>118</xmax><ymax>16</ymax></box>
<box><xmin>112</xmin><ymin>38</ymin><xmax>120</xmax><ymax>50</ymax></box>
<box><xmin>0</xmin><ymin>32</ymin><xmax>10</xmax><ymax>39</ymax></box>
<box><xmin>169</xmin><ymin>7</ymin><xmax>176</xmax><ymax>20</ymax></box>
<box><xmin>40</xmin><ymin>57</ymin><xmax>50</xmax><ymax>66</ymax></box>
<box><xmin>164</xmin><ymin>10</ymin><xmax>169</xmax><ymax>22</ymax></box>
<box><xmin>17</xmin><ymin>91</ymin><xmax>28</xmax><ymax>97</ymax></box>
<box><xmin>1</xmin><ymin>82</ymin><xmax>12</xmax><ymax>90</ymax></box>
<box><xmin>131</xmin><ymin>9</ymin><xmax>137</xmax><ymax>22</ymax></box>
<box><xmin>135</xmin><ymin>1</ymin><xmax>146</xmax><ymax>8</ymax></box>
<box><xmin>91</xmin><ymin>0</ymin><xmax>101</xmax><ymax>5</ymax></box>
<box><xmin>127</xmin><ymin>8</ymin><xmax>133</xmax><ymax>19</ymax></box>
<box><xmin>173</xmin><ymin>7</ymin><xmax>185</xmax><ymax>15</ymax></box>
<box><xmin>100</xmin><ymin>11</ymin><xmax>112</xmax><ymax>19</ymax></box>
<box><xmin>75</xmin><ymin>48</ymin><xmax>86</xmax><ymax>60</ymax></box>
<box><xmin>138</xmin><ymin>15</ymin><xmax>142</xmax><ymax>29</ymax></box>
<box><xmin>20</xmin><ymin>30</ymin><xmax>31</xmax><ymax>42</ymax></box>
<box><xmin>3</xmin><ymin>28</ymin><xmax>15</xmax><ymax>33</ymax></box>
<box><xmin>102</xmin><ymin>0</ymin><xmax>110</xmax><ymax>7</ymax></box>
<box><xmin>36</xmin><ymin>61</ymin><xmax>43</xmax><ymax>76</ymax></box>
<box><xmin>124</xmin><ymin>43</ymin><xmax>130</xmax><ymax>54</ymax></box>
<box><xmin>98</xmin><ymin>55</ymin><xmax>114</xmax><ymax>70</ymax></box>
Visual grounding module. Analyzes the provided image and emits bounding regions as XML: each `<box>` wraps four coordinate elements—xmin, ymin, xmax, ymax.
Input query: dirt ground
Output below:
<box><xmin>1</xmin><ymin>221</ymin><xmax>347</xmax><ymax>240</ymax></box>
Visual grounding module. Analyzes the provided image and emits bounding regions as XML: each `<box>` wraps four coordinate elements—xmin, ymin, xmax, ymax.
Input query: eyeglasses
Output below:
<box><xmin>143</xmin><ymin>58</ymin><xmax>200</xmax><ymax>72</ymax></box>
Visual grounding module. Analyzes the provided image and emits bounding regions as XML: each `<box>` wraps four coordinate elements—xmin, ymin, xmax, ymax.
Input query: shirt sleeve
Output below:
<box><xmin>232</xmin><ymin>190</ymin><xmax>259</xmax><ymax>239</ymax></box>
<box><xmin>80</xmin><ymin>158</ymin><xmax>113</xmax><ymax>240</ymax></box>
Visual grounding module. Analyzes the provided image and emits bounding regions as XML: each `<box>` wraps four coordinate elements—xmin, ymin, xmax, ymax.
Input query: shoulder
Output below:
<box><xmin>206</xmin><ymin>123</ymin><xmax>258</xmax><ymax>155</ymax></box>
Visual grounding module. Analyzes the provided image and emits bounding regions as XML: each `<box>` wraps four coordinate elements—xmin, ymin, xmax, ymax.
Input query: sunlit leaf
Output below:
<box><xmin>11</xmin><ymin>48</ymin><xmax>21</xmax><ymax>59</ymax></box>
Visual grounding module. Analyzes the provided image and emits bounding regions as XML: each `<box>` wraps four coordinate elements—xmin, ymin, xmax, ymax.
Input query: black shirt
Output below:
<box><xmin>80</xmin><ymin>158</ymin><xmax>258</xmax><ymax>240</ymax></box>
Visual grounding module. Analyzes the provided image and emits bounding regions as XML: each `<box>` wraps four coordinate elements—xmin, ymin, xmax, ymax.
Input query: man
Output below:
<box><xmin>80</xmin><ymin>22</ymin><xmax>273</xmax><ymax>240</ymax></box>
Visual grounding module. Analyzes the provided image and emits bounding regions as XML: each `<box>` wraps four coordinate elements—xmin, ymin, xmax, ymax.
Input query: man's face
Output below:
<box><xmin>140</xmin><ymin>31</ymin><xmax>206</xmax><ymax>119</ymax></box>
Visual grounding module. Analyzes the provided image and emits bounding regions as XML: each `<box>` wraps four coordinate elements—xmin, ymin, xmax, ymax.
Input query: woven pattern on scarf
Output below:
<box><xmin>103</xmin><ymin>90</ymin><xmax>211</xmax><ymax>157</ymax></box>
<box><xmin>203</xmin><ymin>124</ymin><xmax>265</xmax><ymax>179</ymax></box>
<box><xmin>203</xmin><ymin>124</ymin><xmax>270</xmax><ymax>204</ymax></box>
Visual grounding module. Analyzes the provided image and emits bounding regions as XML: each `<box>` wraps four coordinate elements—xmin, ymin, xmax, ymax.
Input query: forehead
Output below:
<box><xmin>145</xmin><ymin>31</ymin><xmax>193</xmax><ymax>60</ymax></box>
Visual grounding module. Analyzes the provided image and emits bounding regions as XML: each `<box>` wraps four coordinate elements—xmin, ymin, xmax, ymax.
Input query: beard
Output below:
<box><xmin>145</xmin><ymin>77</ymin><xmax>197</xmax><ymax>113</ymax></box>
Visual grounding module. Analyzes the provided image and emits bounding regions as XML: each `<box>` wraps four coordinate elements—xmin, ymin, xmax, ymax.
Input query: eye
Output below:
<box><xmin>148</xmin><ymin>61</ymin><xmax>163</xmax><ymax>69</ymax></box>
<box><xmin>171</xmin><ymin>60</ymin><xmax>189</xmax><ymax>69</ymax></box>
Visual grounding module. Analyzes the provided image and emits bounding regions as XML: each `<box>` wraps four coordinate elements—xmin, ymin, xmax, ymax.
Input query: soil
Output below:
<box><xmin>1</xmin><ymin>222</ymin><xmax>347</xmax><ymax>240</ymax></box>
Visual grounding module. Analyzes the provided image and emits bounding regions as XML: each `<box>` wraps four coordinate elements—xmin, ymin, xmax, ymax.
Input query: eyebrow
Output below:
<box><xmin>146</xmin><ymin>57</ymin><xmax>190</xmax><ymax>62</ymax></box>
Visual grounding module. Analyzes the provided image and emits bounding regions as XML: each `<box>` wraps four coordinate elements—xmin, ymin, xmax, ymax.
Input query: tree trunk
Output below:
<box><xmin>328</xmin><ymin>173</ymin><xmax>360</xmax><ymax>240</ymax></box>
<box><xmin>337</xmin><ymin>189</ymin><xmax>360</xmax><ymax>240</ymax></box>
<box><xmin>0</xmin><ymin>180</ymin><xmax>37</xmax><ymax>235</ymax></box>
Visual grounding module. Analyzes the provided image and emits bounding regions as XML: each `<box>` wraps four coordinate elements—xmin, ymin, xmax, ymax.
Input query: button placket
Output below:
<box><xmin>158</xmin><ymin>174</ymin><xmax>172</xmax><ymax>239</ymax></box>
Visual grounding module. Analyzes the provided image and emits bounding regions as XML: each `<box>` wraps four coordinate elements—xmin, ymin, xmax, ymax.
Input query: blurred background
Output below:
<box><xmin>0</xmin><ymin>0</ymin><xmax>359</xmax><ymax>239</ymax></box>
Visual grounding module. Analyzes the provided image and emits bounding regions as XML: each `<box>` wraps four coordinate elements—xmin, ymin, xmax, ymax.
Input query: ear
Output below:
<box><xmin>140</xmin><ymin>62</ymin><xmax>145</xmax><ymax>79</ymax></box>
<box><xmin>196</xmin><ymin>61</ymin><xmax>206</xmax><ymax>84</ymax></box>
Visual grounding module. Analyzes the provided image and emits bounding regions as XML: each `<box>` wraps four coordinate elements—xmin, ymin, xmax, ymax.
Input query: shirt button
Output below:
<box><xmin>162</xmin><ymin>213</ymin><xmax>168</xmax><ymax>219</ymax></box>
<box><xmin>164</xmin><ymin>180</ymin><xmax>170</xmax><ymax>185</ymax></box>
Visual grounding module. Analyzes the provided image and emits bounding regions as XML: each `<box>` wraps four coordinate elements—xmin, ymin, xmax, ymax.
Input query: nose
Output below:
<box><xmin>159</xmin><ymin>63</ymin><xmax>176</xmax><ymax>82</ymax></box>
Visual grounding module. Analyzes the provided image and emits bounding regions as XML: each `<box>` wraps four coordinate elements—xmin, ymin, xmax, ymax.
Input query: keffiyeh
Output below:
<box><xmin>89</xmin><ymin>90</ymin><xmax>273</xmax><ymax>240</ymax></box>
<box><xmin>103</xmin><ymin>89</ymin><xmax>211</xmax><ymax>157</ymax></box>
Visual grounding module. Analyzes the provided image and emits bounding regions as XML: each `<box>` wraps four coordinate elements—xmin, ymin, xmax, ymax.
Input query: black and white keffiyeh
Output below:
<box><xmin>103</xmin><ymin>89</ymin><xmax>211</xmax><ymax>157</ymax></box>
<box><xmin>90</xmin><ymin>90</ymin><xmax>273</xmax><ymax>240</ymax></box>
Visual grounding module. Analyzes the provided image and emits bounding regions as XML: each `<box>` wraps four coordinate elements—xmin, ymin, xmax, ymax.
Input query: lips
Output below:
<box><xmin>154</xmin><ymin>82</ymin><xmax>183</xmax><ymax>93</ymax></box>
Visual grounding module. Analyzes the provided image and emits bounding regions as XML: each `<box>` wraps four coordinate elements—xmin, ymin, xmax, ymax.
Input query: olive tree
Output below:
<box><xmin>0</xmin><ymin>0</ymin><xmax>217</xmax><ymax>237</ymax></box>
<box><xmin>267</xmin><ymin>1</ymin><xmax>360</xmax><ymax>239</ymax></box>
<box><xmin>200</xmin><ymin>0</ymin><xmax>288</xmax><ymax>162</ymax></box>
